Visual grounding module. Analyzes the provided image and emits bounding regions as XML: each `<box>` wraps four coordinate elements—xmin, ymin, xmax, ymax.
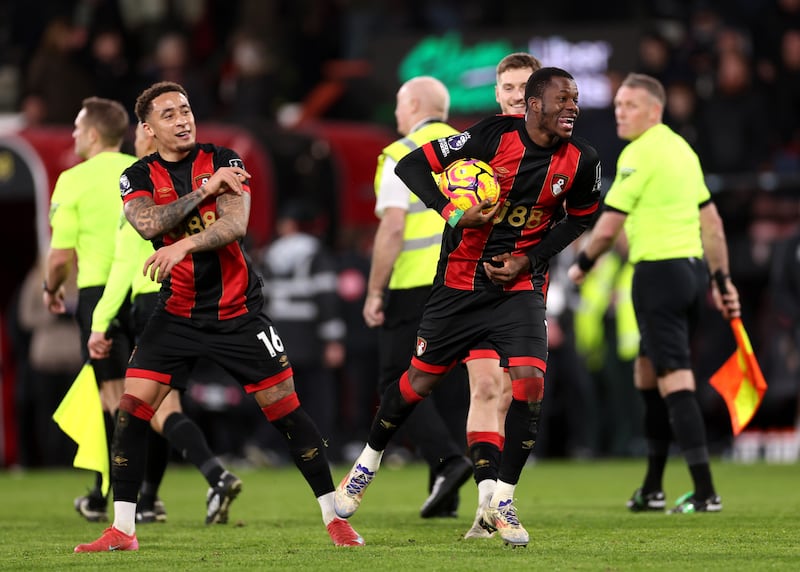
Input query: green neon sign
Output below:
<box><xmin>399</xmin><ymin>33</ymin><xmax>519</xmax><ymax>114</ymax></box>
<box><xmin>398</xmin><ymin>32</ymin><xmax>616</xmax><ymax>112</ymax></box>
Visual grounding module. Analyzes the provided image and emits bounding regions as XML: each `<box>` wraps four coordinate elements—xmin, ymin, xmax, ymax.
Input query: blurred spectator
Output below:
<box><xmin>664</xmin><ymin>80</ymin><xmax>701</xmax><ymax>149</ymax></box>
<box><xmin>635</xmin><ymin>31</ymin><xmax>680</xmax><ymax>86</ymax></box>
<box><xmin>772</xmin><ymin>29</ymin><xmax>800</xmax><ymax>170</ymax></box>
<box><xmin>279</xmin><ymin>0</ymin><xmax>343</xmax><ymax>100</ymax></box>
<box><xmin>218</xmin><ymin>32</ymin><xmax>280</xmax><ymax>123</ymax></box>
<box><xmin>334</xmin><ymin>227</ymin><xmax>380</xmax><ymax>456</ymax></box>
<box><xmin>756</xmin><ymin>226</ymin><xmax>800</xmax><ymax>430</ymax></box>
<box><xmin>12</xmin><ymin>260</ymin><xmax>82</xmax><ymax>467</ymax></box>
<box><xmin>254</xmin><ymin>201</ymin><xmax>347</xmax><ymax>462</ymax></box>
<box><xmin>88</xmin><ymin>28</ymin><xmax>135</xmax><ymax>112</ymax></box>
<box><xmin>573</xmin><ymin>243</ymin><xmax>643</xmax><ymax>457</ymax></box>
<box><xmin>537</xmin><ymin>250</ymin><xmax>599</xmax><ymax>459</ymax></box>
<box><xmin>137</xmin><ymin>31</ymin><xmax>215</xmax><ymax>119</ymax></box>
<box><xmin>684</xmin><ymin>5</ymin><xmax>725</xmax><ymax>99</ymax></box>
<box><xmin>696</xmin><ymin>49</ymin><xmax>772</xmax><ymax>173</ymax></box>
<box><xmin>754</xmin><ymin>0</ymin><xmax>800</xmax><ymax>83</ymax></box>
<box><xmin>714</xmin><ymin>26</ymin><xmax>753</xmax><ymax>58</ymax></box>
<box><xmin>118</xmin><ymin>0</ymin><xmax>208</xmax><ymax>58</ymax></box>
<box><xmin>21</xmin><ymin>17</ymin><xmax>94</xmax><ymax>124</ymax></box>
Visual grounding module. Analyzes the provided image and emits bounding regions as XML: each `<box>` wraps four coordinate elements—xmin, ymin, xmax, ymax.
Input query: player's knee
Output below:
<box><xmin>406</xmin><ymin>368</ymin><xmax>436</xmax><ymax>397</ymax></box>
<box><xmin>498</xmin><ymin>389</ymin><xmax>512</xmax><ymax>417</ymax></box>
<box><xmin>469</xmin><ymin>375</ymin><xmax>500</xmax><ymax>403</ymax></box>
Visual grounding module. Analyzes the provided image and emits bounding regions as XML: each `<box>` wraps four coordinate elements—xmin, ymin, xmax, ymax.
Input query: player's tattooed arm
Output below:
<box><xmin>141</xmin><ymin>191</ymin><xmax>250</xmax><ymax>283</ymax></box>
<box><xmin>124</xmin><ymin>185</ymin><xmax>216</xmax><ymax>240</ymax></box>
<box><xmin>125</xmin><ymin>165</ymin><xmax>250</xmax><ymax>240</ymax></box>
<box><xmin>187</xmin><ymin>191</ymin><xmax>250</xmax><ymax>252</ymax></box>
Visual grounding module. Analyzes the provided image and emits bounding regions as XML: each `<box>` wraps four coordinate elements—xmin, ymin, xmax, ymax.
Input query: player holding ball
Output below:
<box><xmin>336</xmin><ymin>67</ymin><xmax>602</xmax><ymax>547</ymax></box>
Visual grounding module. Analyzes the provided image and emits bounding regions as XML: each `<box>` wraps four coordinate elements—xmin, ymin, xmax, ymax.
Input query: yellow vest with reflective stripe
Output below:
<box><xmin>574</xmin><ymin>251</ymin><xmax>640</xmax><ymax>369</ymax></box>
<box><xmin>374</xmin><ymin>121</ymin><xmax>457</xmax><ymax>290</ymax></box>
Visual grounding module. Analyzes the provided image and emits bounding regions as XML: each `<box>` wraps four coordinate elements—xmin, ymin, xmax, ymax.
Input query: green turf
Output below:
<box><xmin>1</xmin><ymin>459</ymin><xmax>798</xmax><ymax>571</ymax></box>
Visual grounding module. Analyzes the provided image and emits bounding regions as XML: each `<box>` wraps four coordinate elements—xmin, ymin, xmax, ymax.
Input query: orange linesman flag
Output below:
<box><xmin>709</xmin><ymin>318</ymin><xmax>768</xmax><ymax>436</ymax></box>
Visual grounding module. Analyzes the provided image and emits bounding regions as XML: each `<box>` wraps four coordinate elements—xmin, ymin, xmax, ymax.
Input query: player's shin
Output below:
<box><xmin>265</xmin><ymin>394</ymin><xmax>336</xmax><ymax>497</ymax></box>
<box><xmin>111</xmin><ymin>394</ymin><xmax>155</xmax><ymax>534</ymax></box>
<box><xmin>498</xmin><ymin>377</ymin><xmax>544</xmax><ymax>485</ymax></box>
<box><xmin>112</xmin><ymin>395</ymin><xmax>155</xmax><ymax>501</ymax></box>
<box><xmin>368</xmin><ymin>372</ymin><xmax>424</xmax><ymax>451</ymax></box>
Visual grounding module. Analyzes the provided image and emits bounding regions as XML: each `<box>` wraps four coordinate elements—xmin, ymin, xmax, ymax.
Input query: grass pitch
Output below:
<box><xmin>1</xmin><ymin>459</ymin><xmax>798</xmax><ymax>571</ymax></box>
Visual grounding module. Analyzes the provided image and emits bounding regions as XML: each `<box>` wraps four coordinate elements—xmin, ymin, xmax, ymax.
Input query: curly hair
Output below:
<box><xmin>134</xmin><ymin>81</ymin><xmax>189</xmax><ymax>123</ymax></box>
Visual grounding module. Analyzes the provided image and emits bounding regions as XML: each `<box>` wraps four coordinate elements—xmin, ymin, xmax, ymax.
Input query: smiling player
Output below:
<box><xmin>336</xmin><ymin>67</ymin><xmax>601</xmax><ymax>547</ymax></box>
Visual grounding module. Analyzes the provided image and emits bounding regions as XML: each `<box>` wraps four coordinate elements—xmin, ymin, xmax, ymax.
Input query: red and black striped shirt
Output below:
<box><xmin>396</xmin><ymin>115</ymin><xmax>601</xmax><ymax>293</ymax></box>
<box><xmin>120</xmin><ymin>143</ymin><xmax>262</xmax><ymax>321</ymax></box>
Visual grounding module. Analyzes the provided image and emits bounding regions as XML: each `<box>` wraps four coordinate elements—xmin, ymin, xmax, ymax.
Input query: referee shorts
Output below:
<box><xmin>632</xmin><ymin>257</ymin><xmax>707</xmax><ymax>374</ymax></box>
<box><xmin>412</xmin><ymin>285</ymin><xmax>548</xmax><ymax>374</ymax></box>
<box><xmin>127</xmin><ymin>308</ymin><xmax>293</xmax><ymax>394</ymax></box>
<box><xmin>77</xmin><ymin>286</ymin><xmax>131</xmax><ymax>383</ymax></box>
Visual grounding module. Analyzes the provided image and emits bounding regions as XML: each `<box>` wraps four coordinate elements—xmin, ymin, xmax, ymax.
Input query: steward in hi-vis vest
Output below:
<box><xmin>373</xmin><ymin>120</ymin><xmax>457</xmax><ymax>290</ymax></box>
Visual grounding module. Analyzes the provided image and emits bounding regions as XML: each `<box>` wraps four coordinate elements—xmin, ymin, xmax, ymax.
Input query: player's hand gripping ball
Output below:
<box><xmin>438</xmin><ymin>158</ymin><xmax>500</xmax><ymax>212</ymax></box>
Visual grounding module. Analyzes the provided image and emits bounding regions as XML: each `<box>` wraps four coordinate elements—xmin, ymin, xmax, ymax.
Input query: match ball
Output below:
<box><xmin>438</xmin><ymin>158</ymin><xmax>500</xmax><ymax>212</ymax></box>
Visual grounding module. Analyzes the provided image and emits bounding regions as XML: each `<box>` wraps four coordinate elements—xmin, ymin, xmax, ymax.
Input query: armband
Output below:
<box><xmin>576</xmin><ymin>251</ymin><xmax>596</xmax><ymax>272</ymax></box>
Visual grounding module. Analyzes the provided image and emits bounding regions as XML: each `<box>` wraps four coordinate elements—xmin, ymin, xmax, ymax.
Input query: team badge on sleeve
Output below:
<box><xmin>120</xmin><ymin>174</ymin><xmax>132</xmax><ymax>196</ymax></box>
<box><xmin>415</xmin><ymin>337</ymin><xmax>427</xmax><ymax>357</ymax></box>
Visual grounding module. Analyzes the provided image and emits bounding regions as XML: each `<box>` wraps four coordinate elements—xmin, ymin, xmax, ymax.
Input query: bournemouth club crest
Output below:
<box><xmin>551</xmin><ymin>174</ymin><xmax>569</xmax><ymax>196</ymax></box>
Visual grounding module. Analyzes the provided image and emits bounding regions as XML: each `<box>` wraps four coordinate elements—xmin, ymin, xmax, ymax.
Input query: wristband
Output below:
<box><xmin>576</xmin><ymin>251</ymin><xmax>595</xmax><ymax>272</ymax></box>
<box><xmin>441</xmin><ymin>203</ymin><xmax>465</xmax><ymax>228</ymax></box>
<box><xmin>711</xmin><ymin>269</ymin><xmax>730</xmax><ymax>294</ymax></box>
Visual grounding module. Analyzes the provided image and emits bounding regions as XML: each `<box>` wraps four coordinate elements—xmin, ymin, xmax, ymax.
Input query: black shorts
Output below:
<box><xmin>377</xmin><ymin>285</ymin><xmax>430</xmax><ymax>391</ymax></box>
<box><xmin>463</xmin><ymin>341</ymin><xmax>501</xmax><ymax>363</ymax></box>
<box><xmin>131</xmin><ymin>292</ymin><xmax>159</xmax><ymax>340</ymax></box>
<box><xmin>632</xmin><ymin>257</ymin><xmax>706</xmax><ymax>373</ymax></box>
<box><xmin>413</xmin><ymin>285</ymin><xmax>548</xmax><ymax>373</ymax></box>
<box><xmin>127</xmin><ymin>308</ymin><xmax>293</xmax><ymax>393</ymax></box>
<box><xmin>77</xmin><ymin>286</ymin><xmax>131</xmax><ymax>383</ymax></box>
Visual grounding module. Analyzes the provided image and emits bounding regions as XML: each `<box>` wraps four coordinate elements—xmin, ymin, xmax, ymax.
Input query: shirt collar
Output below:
<box><xmin>409</xmin><ymin>117</ymin><xmax>443</xmax><ymax>133</ymax></box>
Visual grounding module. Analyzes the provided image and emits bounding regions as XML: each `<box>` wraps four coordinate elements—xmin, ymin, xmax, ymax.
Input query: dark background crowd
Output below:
<box><xmin>2</xmin><ymin>0</ymin><xmax>800</xmax><ymax>468</ymax></box>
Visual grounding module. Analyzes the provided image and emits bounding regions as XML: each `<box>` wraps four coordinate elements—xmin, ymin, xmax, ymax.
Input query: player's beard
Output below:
<box><xmin>175</xmin><ymin>139</ymin><xmax>196</xmax><ymax>153</ymax></box>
